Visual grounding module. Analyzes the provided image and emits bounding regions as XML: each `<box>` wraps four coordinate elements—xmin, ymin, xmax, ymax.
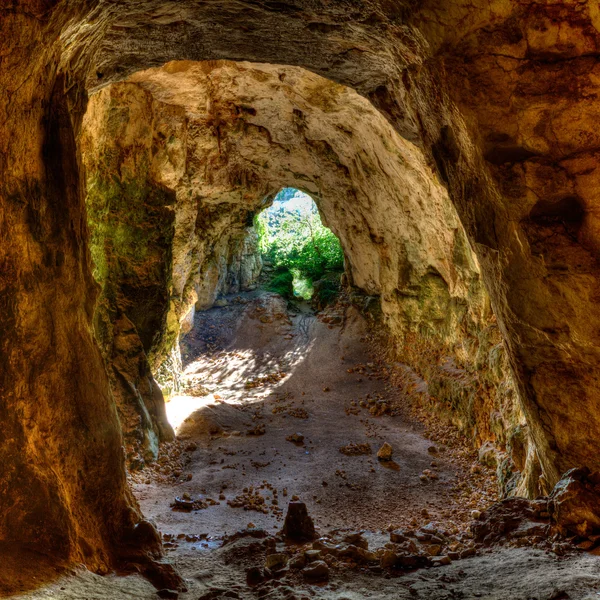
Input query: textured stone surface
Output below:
<box><xmin>5</xmin><ymin>0</ymin><xmax>600</xmax><ymax>589</ymax></box>
<box><xmin>282</xmin><ymin>502</ymin><xmax>317</xmax><ymax>542</ymax></box>
<box><xmin>549</xmin><ymin>468</ymin><xmax>600</xmax><ymax>537</ymax></box>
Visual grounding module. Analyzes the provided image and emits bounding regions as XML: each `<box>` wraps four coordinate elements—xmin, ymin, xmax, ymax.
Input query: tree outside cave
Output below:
<box><xmin>256</xmin><ymin>188</ymin><xmax>344</xmax><ymax>301</ymax></box>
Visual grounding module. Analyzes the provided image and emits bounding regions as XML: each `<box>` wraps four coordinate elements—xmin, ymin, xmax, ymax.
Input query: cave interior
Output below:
<box><xmin>3</xmin><ymin>1</ymin><xmax>600</xmax><ymax>598</ymax></box>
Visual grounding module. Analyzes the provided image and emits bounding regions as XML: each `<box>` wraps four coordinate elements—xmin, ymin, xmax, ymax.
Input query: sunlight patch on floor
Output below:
<box><xmin>166</xmin><ymin>339</ymin><xmax>316</xmax><ymax>429</ymax></box>
<box><xmin>165</xmin><ymin>393</ymin><xmax>215</xmax><ymax>431</ymax></box>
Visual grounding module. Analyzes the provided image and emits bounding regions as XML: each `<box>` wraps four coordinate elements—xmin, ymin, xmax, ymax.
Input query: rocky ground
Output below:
<box><xmin>12</xmin><ymin>291</ymin><xmax>600</xmax><ymax>599</ymax></box>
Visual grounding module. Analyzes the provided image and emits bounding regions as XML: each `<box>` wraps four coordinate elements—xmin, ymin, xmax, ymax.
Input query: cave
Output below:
<box><xmin>4</xmin><ymin>2</ymin><xmax>600</xmax><ymax>599</ymax></box>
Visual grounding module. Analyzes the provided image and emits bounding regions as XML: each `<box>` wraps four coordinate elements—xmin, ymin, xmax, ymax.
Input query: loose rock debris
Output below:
<box><xmin>339</xmin><ymin>442</ymin><xmax>371</xmax><ymax>456</ymax></box>
<box><xmin>127</xmin><ymin>292</ymin><xmax>600</xmax><ymax>599</ymax></box>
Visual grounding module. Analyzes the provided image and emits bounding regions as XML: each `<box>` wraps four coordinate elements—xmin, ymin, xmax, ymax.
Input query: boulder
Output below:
<box><xmin>549</xmin><ymin>467</ymin><xmax>600</xmax><ymax>537</ymax></box>
<box><xmin>282</xmin><ymin>502</ymin><xmax>317</xmax><ymax>541</ymax></box>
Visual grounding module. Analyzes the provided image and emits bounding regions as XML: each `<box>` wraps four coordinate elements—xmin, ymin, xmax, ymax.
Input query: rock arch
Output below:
<box><xmin>80</xmin><ymin>61</ymin><xmax>494</xmax><ymax>470</ymax></box>
<box><xmin>3</xmin><ymin>0</ymin><xmax>600</xmax><ymax>587</ymax></box>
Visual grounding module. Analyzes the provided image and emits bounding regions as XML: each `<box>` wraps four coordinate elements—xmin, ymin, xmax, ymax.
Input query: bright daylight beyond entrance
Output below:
<box><xmin>257</xmin><ymin>188</ymin><xmax>344</xmax><ymax>301</ymax></box>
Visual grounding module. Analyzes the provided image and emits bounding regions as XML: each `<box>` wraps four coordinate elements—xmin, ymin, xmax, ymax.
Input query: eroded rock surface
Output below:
<box><xmin>82</xmin><ymin>61</ymin><xmax>522</xmax><ymax>479</ymax></box>
<box><xmin>4</xmin><ymin>0</ymin><xmax>600</xmax><ymax>590</ymax></box>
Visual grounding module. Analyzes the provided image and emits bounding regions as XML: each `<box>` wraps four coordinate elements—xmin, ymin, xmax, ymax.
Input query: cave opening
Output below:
<box><xmin>257</xmin><ymin>187</ymin><xmax>344</xmax><ymax>301</ymax></box>
<box><xmin>72</xmin><ymin>58</ymin><xmax>513</xmax><ymax>596</ymax></box>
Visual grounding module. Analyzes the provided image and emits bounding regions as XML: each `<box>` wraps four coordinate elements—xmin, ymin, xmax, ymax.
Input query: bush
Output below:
<box><xmin>257</xmin><ymin>190</ymin><xmax>344</xmax><ymax>299</ymax></box>
<box><xmin>265</xmin><ymin>268</ymin><xmax>295</xmax><ymax>297</ymax></box>
<box><xmin>312</xmin><ymin>273</ymin><xmax>342</xmax><ymax>309</ymax></box>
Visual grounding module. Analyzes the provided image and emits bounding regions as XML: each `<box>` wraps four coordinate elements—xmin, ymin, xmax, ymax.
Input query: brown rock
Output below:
<box><xmin>471</xmin><ymin>498</ymin><xmax>545</xmax><ymax>546</ymax></box>
<box><xmin>377</xmin><ymin>442</ymin><xmax>393</xmax><ymax>461</ymax></box>
<box><xmin>549</xmin><ymin>468</ymin><xmax>600</xmax><ymax>537</ymax></box>
<box><xmin>265</xmin><ymin>554</ymin><xmax>288</xmax><ymax>571</ymax></box>
<box><xmin>281</xmin><ymin>502</ymin><xmax>317</xmax><ymax>541</ymax></box>
<box><xmin>286</xmin><ymin>433</ymin><xmax>305</xmax><ymax>444</ymax></box>
<box><xmin>302</xmin><ymin>560</ymin><xmax>329</xmax><ymax>582</ymax></box>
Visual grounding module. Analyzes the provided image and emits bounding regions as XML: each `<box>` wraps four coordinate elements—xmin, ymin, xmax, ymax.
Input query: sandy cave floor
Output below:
<box><xmin>13</xmin><ymin>291</ymin><xmax>600</xmax><ymax>600</ymax></box>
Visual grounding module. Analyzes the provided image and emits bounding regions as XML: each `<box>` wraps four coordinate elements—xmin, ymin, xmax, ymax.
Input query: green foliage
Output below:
<box><xmin>312</xmin><ymin>274</ymin><xmax>341</xmax><ymax>309</ymax></box>
<box><xmin>257</xmin><ymin>189</ymin><xmax>344</xmax><ymax>299</ymax></box>
<box><xmin>265</xmin><ymin>268</ymin><xmax>295</xmax><ymax>297</ymax></box>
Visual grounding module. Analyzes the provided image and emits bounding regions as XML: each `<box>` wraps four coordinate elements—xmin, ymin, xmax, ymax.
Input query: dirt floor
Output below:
<box><xmin>13</xmin><ymin>291</ymin><xmax>600</xmax><ymax>600</ymax></box>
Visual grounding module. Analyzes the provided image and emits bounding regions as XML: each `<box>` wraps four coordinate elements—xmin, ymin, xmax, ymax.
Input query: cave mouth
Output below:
<box><xmin>7</xmin><ymin>1</ymin><xmax>600</xmax><ymax>595</ymax></box>
<box><xmin>257</xmin><ymin>187</ymin><xmax>345</xmax><ymax>301</ymax></box>
<box><xmin>162</xmin><ymin>187</ymin><xmax>346</xmax><ymax>429</ymax></box>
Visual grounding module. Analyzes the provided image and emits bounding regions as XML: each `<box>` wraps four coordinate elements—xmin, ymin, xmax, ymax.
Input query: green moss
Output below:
<box><xmin>86</xmin><ymin>173</ymin><xmax>175</xmax><ymax>360</ymax></box>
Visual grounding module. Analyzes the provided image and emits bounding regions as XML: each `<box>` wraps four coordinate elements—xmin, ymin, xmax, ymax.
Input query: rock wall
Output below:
<box><xmin>0</xmin><ymin>5</ymin><xmax>165</xmax><ymax>588</ymax></box>
<box><xmin>5</xmin><ymin>0</ymin><xmax>600</xmax><ymax>586</ymax></box>
<box><xmin>195</xmin><ymin>228</ymin><xmax>263</xmax><ymax>312</ymax></box>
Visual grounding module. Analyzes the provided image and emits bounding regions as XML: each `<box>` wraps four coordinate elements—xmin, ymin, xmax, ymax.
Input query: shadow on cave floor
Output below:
<box><xmin>138</xmin><ymin>289</ymin><xmax>497</xmax><ymax>539</ymax></box>
<box><xmin>15</xmin><ymin>290</ymin><xmax>600</xmax><ymax>599</ymax></box>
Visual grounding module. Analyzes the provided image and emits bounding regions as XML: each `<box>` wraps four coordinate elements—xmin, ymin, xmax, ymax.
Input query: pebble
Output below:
<box><xmin>305</xmin><ymin>549</ymin><xmax>322</xmax><ymax>561</ymax></box>
<box><xmin>377</xmin><ymin>442</ymin><xmax>393</xmax><ymax>461</ymax></box>
<box><xmin>265</xmin><ymin>553</ymin><xmax>288</xmax><ymax>570</ymax></box>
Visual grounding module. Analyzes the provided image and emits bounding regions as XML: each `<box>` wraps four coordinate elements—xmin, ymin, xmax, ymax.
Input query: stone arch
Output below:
<box><xmin>5</xmin><ymin>0</ymin><xmax>600</xmax><ymax>589</ymax></box>
<box><xmin>79</xmin><ymin>61</ymin><xmax>495</xmax><ymax>475</ymax></box>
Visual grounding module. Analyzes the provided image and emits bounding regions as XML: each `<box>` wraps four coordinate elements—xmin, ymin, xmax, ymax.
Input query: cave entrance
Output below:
<box><xmin>257</xmin><ymin>187</ymin><xmax>345</xmax><ymax>302</ymax></box>
<box><xmin>163</xmin><ymin>187</ymin><xmax>346</xmax><ymax>431</ymax></box>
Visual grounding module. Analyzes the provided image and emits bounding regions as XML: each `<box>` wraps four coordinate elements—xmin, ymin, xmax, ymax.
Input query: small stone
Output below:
<box><xmin>289</xmin><ymin>554</ymin><xmax>306</xmax><ymax>569</ymax></box>
<box><xmin>377</xmin><ymin>442</ymin><xmax>393</xmax><ymax>461</ymax></box>
<box><xmin>577</xmin><ymin>540</ymin><xmax>594</xmax><ymax>550</ymax></box>
<box><xmin>302</xmin><ymin>560</ymin><xmax>329</xmax><ymax>582</ymax></box>
<box><xmin>390</xmin><ymin>530</ymin><xmax>408</xmax><ymax>544</ymax></box>
<box><xmin>380</xmin><ymin>549</ymin><xmax>397</xmax><ymax>569</ymax></box>
<box><xmin>305</xmin><ymin>549</ymin><xmax>321</xmax><ymax>561</ymax></box>
<box><xmin>344</xmin><ymin>531</ymin><xmax>368</xmax><ymax>548</ymax></box>
<box><xmin>470</xmin><ymin>510</ymin><xmax>482</xmax><ymax>520</ymax></box>
<box><xmin>265</xmin><ymin>553</ymin><xmax>288</xmax><ymax>570</ymax></box>
<box><xmin>428</xmin><ymin>446</ymin><xmax>438</xmax><ymax>454</ymax></box>
<box><xmin>433</xmin><ymin>555</ymin><xmax>451</xmax><ymax>566</ymax></box>
<box><xmin>424</xmin><ymin>544</ymin><xmax>442</xmax><ymax>557</ymax></box>
<box><xmin>286</xmin><ymin>433</ymin><xmax>304</xmax><ymax>444</ymax></box>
